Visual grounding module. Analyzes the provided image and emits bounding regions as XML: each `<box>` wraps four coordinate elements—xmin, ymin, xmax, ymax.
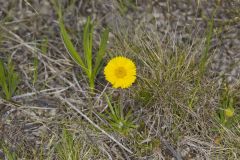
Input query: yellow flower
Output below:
<box><xmin>224</xmin><ymin>108</ymin><xmax>234</xmax><ymax>118</ymax></box>
<box><xmin>104</xmin><ymin>56</ymin><xmax>136</xmax><ymax>88</ymax></box>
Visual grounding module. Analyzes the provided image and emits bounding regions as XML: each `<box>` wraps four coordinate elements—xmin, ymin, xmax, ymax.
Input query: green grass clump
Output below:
<box><xmin>213</xmin><ymin>84</ymin><xmax>240</xmax><ymax>152</ymax></box>
<box><xmin>101</xmin><ymin>94</ymin><xmax>138</xmax><ymax>136</ymax></box>
<box><xmin>0</xmin><ymin>58</ymin><xmax>19</xmax><ymax>100</ymax></box>
<box><xmin>116</xmin><ymin>0</ymin><xmax>136</xmax><ymax>15</ymax></box>
<box><xmin>110</xmin><ymin>24</ymin><xmax>240</xmax><ymax>157</ymax></box>
<box><xmin>54</xmin><ymin>126</ymin><xmax>107</xmax><ymax>160</ymax></box>
<box><xmin>3</xmin><ymin>148</ymin><xmax>17</xmax><ymax>160</ymax></box>
<box><xmin>217</xmin><ymin>84</ymin><xmax>239</xmax><ymax>127</ymax></box>
<box><xmin>55</xmin><ymin>129</ymin><xmax>82</xmax><ymax>160</ymax></box>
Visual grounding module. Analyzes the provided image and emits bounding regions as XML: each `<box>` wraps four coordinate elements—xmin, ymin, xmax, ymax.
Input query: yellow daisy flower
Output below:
<box><xmin>104</xmin><ymin>56</ymin><xmax>136</xmax><ymax>89</ymax></box>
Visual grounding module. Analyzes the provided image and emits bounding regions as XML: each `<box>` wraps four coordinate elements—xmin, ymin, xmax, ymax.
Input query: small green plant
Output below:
<box><xmin>0</xmin><ymin>58</ymin><xmax>19</xmax><ymax>100</ymax></box>
<box><xmin>102</xmin><ymin>94</ymin><xmax>138</xmax><ymax>136</ymax></box>
<box><xmin>217</xmin><ymin>84</ymin><xmax>238</xmax><ymax>127</ymax></box>
<box><xmin>117</xmin><ymin>0</ymin><xmax>136</xmax><ymax>15</ymax></box>
<box><xmin>134</xmin><ymin>133</ymin><xmax>161</xmax><ymax>157</ymax></box>
<box><xmin>56</xmin><ymin>3</ymin><xmax>109</xmax><ymax>92</ymax></box>
<box><xmin>55</xmin><ymin>129</ymin><xmax>81</xmax><ymax>160</ymax></box>
<box><xmin>213</xmin><ymin>83</ymin><xmax>240</xmax><ymax>145</ymax></box>
<box><xmin>1</xmin><ymin>143</ymin><xmax>17</xmax><ymax>160</ymax></box>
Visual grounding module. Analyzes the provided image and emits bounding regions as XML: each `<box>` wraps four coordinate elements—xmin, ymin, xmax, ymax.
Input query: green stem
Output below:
<box><xmin>89</xmin><ymin>77</ymin><xmax>95</xmax><ymax>93</ymax></box>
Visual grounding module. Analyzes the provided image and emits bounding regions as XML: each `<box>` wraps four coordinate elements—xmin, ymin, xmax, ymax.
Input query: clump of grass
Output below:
<box><xmin>55</xmin><ymin>128</ymin><xmax>81</xmax><ymax>160</ymax></box>
<box><xmin>0</xmin><ymin>141</ymin><xmax>17</xmax><ymax>160</ymax></box>
<box><xmin>216</xmin><ymin>84</ymin><xmax>239</xmax><ymax>127</ymax></box>
<box><xmin>213</xmin><ymin>84</ymin><xmax>240</xmax><ymax>152</ymax></box>
<box><xmin>2</xmin><ymin>146</ymin><xmax>17</xmax><ymax>160</ymax></box>
<box><xmin>54</xmin><ymin>2</ymin><xmax>109</xmax><ymax>92</ymax></box>
<box><xmin>54</xmin><ymin>127</ymin><xmax>107</xmax><ymax>160</ymax></box>
<box><xmin>109</xmin><ymin>24</ymin><xmax>240</xmax><ymax>158</ymax></box>
<box><xmin>0</xmin><ymin>58</ymin><xmax>19</xmax><ymax>100</ymax></box>
<box><xmin>32</xmin><ymin>37</ymin><xmax>48</xmax><ymax>86</ymax></box>
<box><xmin>116</xmin><ymin>0</ymin><xmax>136</xmax><ymax>15</ymax></box>
<box><xmin>101</xmin><ymin>94</ymin><xmax>138</xmax><ymax>136</ymax></box>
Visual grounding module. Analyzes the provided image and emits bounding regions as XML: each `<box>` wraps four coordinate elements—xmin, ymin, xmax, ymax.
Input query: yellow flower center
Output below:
<box><xmin>115</xmin><ymin>67</ymin><xmax>127</xmax><ymax>78</ymax></box>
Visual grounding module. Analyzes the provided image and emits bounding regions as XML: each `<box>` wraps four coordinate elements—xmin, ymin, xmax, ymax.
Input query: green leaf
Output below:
<box><xmin>105</xmin><ymin>94</ymin><xmax>118</xmax><ymax>121</ymax></box>
<box><xmin>93</xmin><ymin>28</ymin><xmax>109</xmax><ymax>79</ymax></box>
<box><xmin>83</xmin><ymin>17</ymin><xmax>93</xmax><ymax>77</ymax></box>
<box><xmin>59</xmin><ymin>14</ymin><xmax>88</xmax><ymax>74</ymax></box>
<box><xmin>0</xmin><ymin>60</ymin><xmax>9</xmax><ymax>97</ymax></box>
<box><xmin>10</xmin><ymin>72</ymin><xmax>19</xmax><ymax>96</ymax></box>
<box><xmin>0</xmin><ymin>59</ymin><xmax>19</xmax><ymax>100</ymax></box>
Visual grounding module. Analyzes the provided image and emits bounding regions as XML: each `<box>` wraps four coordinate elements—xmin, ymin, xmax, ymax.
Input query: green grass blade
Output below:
<box><xmin>93</xmin><ymin>28</ymin><xmax>109</xmax><ymax>78</ymax></box>
<box><xmin>11</xmin><ymin>73</ymin><xmax>19</xmax><ymax>95</ymax></box>
<box><xmin>83</xmin><ymin>17</ymin><xmax>89</xmax><ymax>65</ymax></box>
<box><xmin>83</xmin><ymin>17</ymin><xmax>93</xmax><ymax>77</ymax></box>
<box><xmin>59</xmin><ymin>21</ymin><xmax>87</xmax><ymax>73</ymax></box>
<box><xmin>89</xmin><ymin>22</ymin><xmax>93</xmax><ymax>72</ymax></box>
<box><xmin>41</xmin><ymin>37</ymin><xmax>48</xmax><ymax>55</ymax></box>
<box><xmin>0</xmin><ymin>60</ymin><xmax>10</xmax><ymax>99</ymax></box>
<box><xmin>105</xmin><ymin>94</ymin><xmax>118</xmax><ymax>121</ymax></box>
<box><xmin>199</xmin><ymin>14</ymin><xmax>214</xmax><ymax>76</ymax></box>
<box><xmin>7</xmin><ymin>59</ymin><xmax>19</xmax><ymax>100</ymax></box>
<box><xmin>57</xmin><ymin>5</ymin><xmax>88</xmax><ymax>74</ymax></box>
<box><xmin>3</xmin><ymin>146</ymin><xmax>17</xmax><ymax>160</ymax></box>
